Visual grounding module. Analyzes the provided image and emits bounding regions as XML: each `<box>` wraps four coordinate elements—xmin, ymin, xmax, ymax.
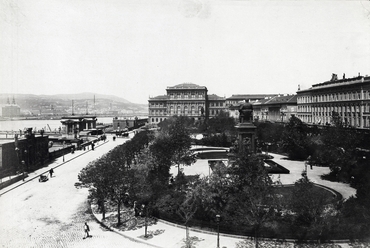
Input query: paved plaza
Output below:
<box><xmin>0</xmin><ymin>133</ymin><xmax>359</xmax><ymax>248</ymax></box>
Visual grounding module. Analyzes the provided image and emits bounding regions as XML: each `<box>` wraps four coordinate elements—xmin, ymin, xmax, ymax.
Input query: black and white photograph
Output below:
<box><xmin>1</xmin><ymin>0</ymin><xmax>370</xmax><ymax>247</ymax></box>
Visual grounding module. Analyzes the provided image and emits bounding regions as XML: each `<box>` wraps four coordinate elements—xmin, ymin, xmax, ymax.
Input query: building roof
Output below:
<box><xmin>298</xmin><ymin>75</ymin><xmax>370</xmax><ymax>93</ymax></box>
<box><xmin>208</xmin><ymin>94</ymin><xmax>225</xmax><ymax>100</ymax></box>
<box><xmin>226</xmin><ymin>94</ymin><xmax>276</xmax><ymax>100</ymax></box>
<box><xmin>167</xmin><ymin>83</ymin><xmax>207</xmax><ymax>90</ymax></box>
<box><xmin>148</xmin><ymin>95</ymin><xmax>168</xmax><ymax>101</ymax></box>
<box><xmin>264</xmin><ymin>95</ymin><xmax>297</xmax><ymax>105</ymax></box>
<box><xmin>251</xmin><ymin>98</ymin><xmax>271</xmax><ymax>105</ymax></box>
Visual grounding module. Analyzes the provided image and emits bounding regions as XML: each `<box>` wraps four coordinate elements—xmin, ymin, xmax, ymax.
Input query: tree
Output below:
<box><xmin>205</xmin><ymin>111</ymin><xmax>236</xmax><ymax>135</ymax></box>
<box><xmin>177</xmin><ymin>192</ymin><xmax>198</xmax><ymax>248</ymax></box>
<box><xmin>168</xmin><ymin>117</ymin><xmax>196</xmax><ymax>175</ymax></box>
<box><xmin>281</xmin><ymin>115</ymin><xmax>311</xmax><ymax>160</ymax></box>
<box><xmin>149</xmin><ymin>132</ymin><xmax>174</xmax><ymax>184</ymax></box>
<box><xmin>288</xmin><ymin>176</ymin><xmax>337</xmax><ymax>242</ymax></box>
<box><xmin>192</xmin><ymin>162</ymin><xmax>230</xmax><ymax>218</ymax></box>
<box><xmin>78</xmin><ymin>156</ymin><xmax>114</xmax><ymax>220</ymax></box>
<box><xmin>226</xmin><ymin>153</ymin><xmax>278</xmax><ymax>248</ymax></box>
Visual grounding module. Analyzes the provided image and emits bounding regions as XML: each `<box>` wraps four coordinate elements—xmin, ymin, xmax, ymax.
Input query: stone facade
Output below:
<box><xmin>297</xmin><ymin>74</ymin><xmax>370</xmax><ymax>128</ymax></box>
<box><xmin>148</xmin><ymin>83</ymin><xmax>225</xmax><ymax>124</ymax></box>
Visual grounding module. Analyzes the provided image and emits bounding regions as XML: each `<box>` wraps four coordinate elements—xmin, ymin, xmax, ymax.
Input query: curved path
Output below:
<box><xmin>267</xmin><ymin>153</ymin><xmax>356</xmax><ymax>200</ymax></box>
<box><xmin>171</xmin><ymin>150</ymin><xmax>356</xmax><ymax>200</ymax></box>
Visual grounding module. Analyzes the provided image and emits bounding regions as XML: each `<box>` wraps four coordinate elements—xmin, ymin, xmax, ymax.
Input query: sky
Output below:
<box><xmin>1</xmin><ymin>0</ymin><xmax>370</xmax><ymax>104</ymax></box>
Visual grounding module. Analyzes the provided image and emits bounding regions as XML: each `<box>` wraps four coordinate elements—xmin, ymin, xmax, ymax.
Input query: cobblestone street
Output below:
<box><xmin>0</xmin><ymin>135</ymin><xmax>150</xmax><ymax>248</ymax></box>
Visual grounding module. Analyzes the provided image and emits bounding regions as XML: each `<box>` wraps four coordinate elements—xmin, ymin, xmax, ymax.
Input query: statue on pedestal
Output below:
<box><xmin>239</xmin><ymin>103</ymin><xmax>253</xmax><ymax>124</ymax></box>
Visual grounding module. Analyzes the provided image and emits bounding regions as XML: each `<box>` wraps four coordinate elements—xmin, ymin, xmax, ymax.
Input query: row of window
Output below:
<box><xmin>150</xmin><ymin>117</ymin><xmax>202</xmax><ymax>123</ymax></box>
<box><xmin>298</xmin><ymin>91</ymin><xmax>370</xmax><ymax>104</ymax></box>
<box><xmin>209</xmin><ymin>102</ymin><xmax>224</xmax><ymax>107</ymax></box>
<box><xmin>210</xmin><ymin>109</ymin><xmax>221</xmax><ymax>115</ymax></box>
<box><xmin>298</xmin><ymin>103</ymin><xmax>370</xmax><ymax>113</ymax></box>
<box><xmin>149</xmin><ymin>102</ymin><xmax>167</xmax><ymax>107</ymax></box>
<box><xmin>298</xmin><ymin>115</ymin><xmax>370</xmax><ymax>128</ymax></box>
<box><xmin>168</xmin><ymin>92</ymin><xmax>205</xmax><ymax>99</ymax></box>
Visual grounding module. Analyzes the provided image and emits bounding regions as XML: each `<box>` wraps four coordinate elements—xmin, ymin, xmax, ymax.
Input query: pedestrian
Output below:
<box><xmin>49</xmin><ymin>168</ymin><xmax>54</xmax><ymax>178</ymax></box>
<box><xmin>83</xmin><ymin>222</ymin><xmax>90</xmax><ymax>239</ymax></box>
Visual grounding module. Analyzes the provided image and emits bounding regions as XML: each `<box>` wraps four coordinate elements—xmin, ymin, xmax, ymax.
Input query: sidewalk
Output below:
<box><xmin>0</xmin><ymin>134</ymin><xmax>120</xmax><ymax>196</ymax></box>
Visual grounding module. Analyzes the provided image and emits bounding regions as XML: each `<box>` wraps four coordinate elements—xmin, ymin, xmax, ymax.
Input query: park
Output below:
<box><xmin>77</xmin><ymin>108</ymin><xmax>370</xmax><ymax>248</ymax></box>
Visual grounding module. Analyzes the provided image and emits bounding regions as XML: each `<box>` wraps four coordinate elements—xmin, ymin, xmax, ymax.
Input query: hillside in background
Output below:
<box><xmin>0</xmin><ymin>93</ymin><xmax>148</xmax><ymax>117</ymax></box>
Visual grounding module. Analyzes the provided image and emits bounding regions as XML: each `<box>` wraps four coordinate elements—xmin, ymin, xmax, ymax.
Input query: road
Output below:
<box><xmin>0</xmin><ymin>135</ymin><xmax>151</xmax><ymax>248</ymax></box>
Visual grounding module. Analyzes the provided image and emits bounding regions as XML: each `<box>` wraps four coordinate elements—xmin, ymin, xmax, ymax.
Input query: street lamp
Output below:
<box><xmin>63</xmin><ymin>141</ymin><xmax>66</xmax><ymax>162</ymax></box>
<box><xmin>21</xmin><ymin>160</ymin><xmax>25</xmax><ymax>181</ymax></box>
<box><xmin>24</xmin><ymin>149</ymin><xmax>28</xmax><ymax>172</ymax></box>
<box><xmin>216</xmin><ymin>214</ymin><xmax>221</xmax><ymax>248</ymax></box>
<box><xmin>141</xmin><ymin>204</ymin><xmax>148</xmax><ymax>238</ymax></box>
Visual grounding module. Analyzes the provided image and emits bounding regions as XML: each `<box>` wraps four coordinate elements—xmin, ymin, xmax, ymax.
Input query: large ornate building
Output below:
<box><xmin>148</xmin><ymin>83</ymin><xmax>226</xmax><ymax>124</ymax></box>
<box><xmin>297</xmin><ymin>74</ymin><xmax>370</xmax><ymax>128</ymax></box>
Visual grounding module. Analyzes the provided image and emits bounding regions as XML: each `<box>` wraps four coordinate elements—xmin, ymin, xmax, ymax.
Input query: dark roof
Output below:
<box><xmin>61</xmin><ymin>115</ymin><xmax>96</xmax><ymax>119</ymax></box>
<box><xmin>298</xmin><ymin>76</ymin><xmax>370</xmax><ymax>93</ymax></box>
<box><xmin>252</xmin><ymin>98</ymin><xmax>271</xmax><ymax>105</ymax></box>
<box><xmin>264</xmin><ymin>95</ymin><xmax>297</xmax><ymax>105</ymax></box>
<box><xmin>208</xmin><ymin>94</ymin><xmax>225</xmax><ymax>100</ymax></box>
<box><xmin>167</xmin><ymin>83</ymin><xmax>207</xmax><ymax>90</ymax></box>
<box><xmin>148</xmin><ymin>95</ymin><xmax>168</xmax><ymax>101</ymax></box>
<box><xmin>226</xmin><ymin>94</ymin><xmax>276</xmax><ymax>100</ymax></box>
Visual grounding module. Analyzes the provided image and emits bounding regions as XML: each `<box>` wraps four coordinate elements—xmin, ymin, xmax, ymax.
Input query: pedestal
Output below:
<box><xmin>236</xmin><ymin>123</ymin><xmax>257</xmax><ymax>154</ymax></box>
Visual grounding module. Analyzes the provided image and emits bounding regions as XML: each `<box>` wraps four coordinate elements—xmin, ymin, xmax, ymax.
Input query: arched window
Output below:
<box><xmin>191</xmin><ymin>106</ymin><xmax>195</xmax><ymax>115</ymax></box>
<box><xmin>177</xmin><ymin>106</ymin><xmax>181</xmax><ymax>115</ymax></box>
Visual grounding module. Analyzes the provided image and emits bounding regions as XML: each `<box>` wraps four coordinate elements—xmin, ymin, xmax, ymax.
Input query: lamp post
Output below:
<box><xmin>21</xmin><ymin>160</ymin><xmax>25</xmax><ymax>181</ymax></box>
<box><xmin>142</xmin><ymin>204</ymin><xmax>148</xmax><ymax>238</ymax></box>
<box><xmin>216</xmin><ymin>214</ymin><xmax>221</xmax><ymax>248</ymax></box>
<box><xmin>63</xmin><ymin>141</ymin><xmax>65</xmax><ymax>162</ymax></box>
<box><xmin>24</xmin><ymin>149</ymin><xmax>28</xmax><ymax>172</ymax></box>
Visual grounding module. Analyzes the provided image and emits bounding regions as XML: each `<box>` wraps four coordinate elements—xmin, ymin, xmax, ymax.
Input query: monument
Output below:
<box><xmin>236</xmin><ymin>102</ymin><xmax>257</xmax><ymax>154</ymax></box>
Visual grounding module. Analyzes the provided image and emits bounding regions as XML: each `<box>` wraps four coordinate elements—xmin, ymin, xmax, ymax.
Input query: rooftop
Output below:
<box><xmin>265</xmin><ymin>94</ymin><xmax>297</xmax><ymax>105</ymax></box>
<box><xmin>298</xmin><ymin>75</ymin><xmax>370</xmax><ymax>93</ymax></box>
<box><xmin>208</xmin><ymin>94</ymin><xmax>225</xmax><ymax>100</ymax></box>
<box><xmin>167</xmin><ymin>83</ymin><xmax>207</xmax><ymax>90</ymax></box>
<box><xmin>148</xmin><ymin>95</ymin><xmax>168</xmax><ymax>101</ymax></box>
<box><xmin>226</xmin><ymin>94</ymin><xmax>276</xmax><ymax>100</ymax></box>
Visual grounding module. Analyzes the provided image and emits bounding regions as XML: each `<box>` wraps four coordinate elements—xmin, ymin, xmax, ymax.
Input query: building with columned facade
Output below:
<box><xmin>148</xmin><ymin>83</ymin><xmax>226</xmax><ymax>124</ymax></box>
<box><xmin>297</xmin><ymin>74</ymin><xmax>370</xmax><ymax>128</ymax></box>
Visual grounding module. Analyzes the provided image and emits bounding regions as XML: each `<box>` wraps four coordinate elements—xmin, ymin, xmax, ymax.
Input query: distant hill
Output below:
<box><xmin>0</xmin><ymin>93</ymin><xmax>147</xmax><ymax>116</ymax></box>
<box><xmin>46</xmin><ymin>93</ymin><xmax>132</xmax><ymax>104</ymax></box>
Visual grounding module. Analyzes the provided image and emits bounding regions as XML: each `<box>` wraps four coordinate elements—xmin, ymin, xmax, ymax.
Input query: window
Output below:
<box><xmin>177</xmin><ymin>106</ymin><xmax>181</xmax><ymax>115</ymax></box>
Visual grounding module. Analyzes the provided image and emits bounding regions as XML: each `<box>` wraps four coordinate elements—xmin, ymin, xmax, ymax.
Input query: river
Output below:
<box><xmin>0</xmin><ymin>117</ymin><xmax>114</xmax><ymax>132</ymax></box>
